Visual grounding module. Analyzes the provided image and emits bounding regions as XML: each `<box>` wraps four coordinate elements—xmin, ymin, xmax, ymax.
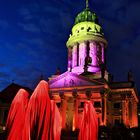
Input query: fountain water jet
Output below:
<box><xmin>6</xmin><ymin>89</ymin><xmax>29</xmax><ymax>140</ymax></box>
<box><xmin>78</xmin><ymin>101</ymin><xmax>98</xmax><ymax>140</ymax></box>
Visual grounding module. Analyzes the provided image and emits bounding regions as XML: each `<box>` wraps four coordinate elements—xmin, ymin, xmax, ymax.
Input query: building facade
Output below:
<box><xmin>0</xmin><ymin>1</ymin><xmax>138</xmax><ymax>134</ymax></box>
<box><xmin>48</xmin><ymin>2</ymin><xmax>138</xmax><ymax>131</ymax></box>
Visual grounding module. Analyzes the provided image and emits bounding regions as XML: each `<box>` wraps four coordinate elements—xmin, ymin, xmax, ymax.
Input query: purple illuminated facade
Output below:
<box><xmin>48</xmin><ymin>3</ymin><xmax>138</xmax><ymax>131</ymax></box>
<box><xmin>68</xmin><ymin>41</ymin><xmax>105</xmax><ymax>74</ymax></box>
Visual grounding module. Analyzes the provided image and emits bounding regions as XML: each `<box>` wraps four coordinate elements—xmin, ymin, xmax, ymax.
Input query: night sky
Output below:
<box><xmin>0</xmin><ymin>0</ymin><xmax>139</xmax><ymax>92</ymax></box>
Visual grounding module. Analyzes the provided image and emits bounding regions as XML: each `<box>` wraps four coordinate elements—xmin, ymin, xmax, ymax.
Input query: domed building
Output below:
<box><xmin>0</xmin><ymin>1</ymin><xmax>138</xmax><ymax>138</ymax></box>
<box><xmin>49</xmin><ymin>0</ymin><xmax>138</xmax><ymax>132</ymax></box>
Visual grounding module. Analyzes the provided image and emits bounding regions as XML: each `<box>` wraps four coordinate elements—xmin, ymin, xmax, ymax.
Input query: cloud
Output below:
<box><xmin>18</xmin><ymin>23</ymin><xmax>41</xmax><ymax>33</ymax></box>
<box><xmin>91</xmin><ymin>0</ymin><xmax>140</xmax><ymax>85</ymax></box>
<box><xmin>18</xmin><ymin>7</ymin><xmax>31</xmax><ymax>16</ymax></box>
<box><xmin>25</xmin><ymin>38</ymin><xmax>44</xmax><ymax>46</ymax></box>
<box><xmin>17</xmin><ymin>3</ymin><xmax>40</xmax><ymax>20</ymax></box>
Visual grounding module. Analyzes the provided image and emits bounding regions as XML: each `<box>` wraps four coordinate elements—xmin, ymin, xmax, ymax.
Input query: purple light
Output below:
<box><xmin>89</xmin><ymin>42</ymin><xmax>98</xmax><ymax>66</ymax></box>
<box><xmin>72</xmin><ymin>45</ymin><xmax>77</xmax><ymax>67</ymax></box>
<box><xmin>101</xmin><ymin>43</ymin><xmax>105</xmax><ymax>63</ymax></box>
<box><xmin>79</xmin><ymin>43</ymin><xmax>87</xmax><ymax>66</ymax></box>
<box><xmin>68</xmin><ymin>41</ymin><xmax>105</xmax><ymax>74</ymax></box>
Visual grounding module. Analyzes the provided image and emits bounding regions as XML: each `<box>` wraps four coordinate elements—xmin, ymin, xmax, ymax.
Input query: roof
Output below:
<box><xmin>49</xmin><ymin>71</ymin><xmax>106</xmax><ymax>89</ymax></box>
<box><xmin>75</xmin><ymin>8</ymin><xmax>99</xmax><ymax>25</ymax></box>
<box><xmin>109</xmin><ymin>81</ymin><xmax>135</xmax><ymax>89</ymax></box>
<box><xmin>0</xmin><ymin>83</ymin><xmax>32</xmax><ymax>103</ymax></box>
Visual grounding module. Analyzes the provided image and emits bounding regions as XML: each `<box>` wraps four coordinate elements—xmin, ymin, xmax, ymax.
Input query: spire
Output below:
<box><xmin>86</xmin><ymin>0</ymin><xmax>89</xmax><ymax>9</ymax></box>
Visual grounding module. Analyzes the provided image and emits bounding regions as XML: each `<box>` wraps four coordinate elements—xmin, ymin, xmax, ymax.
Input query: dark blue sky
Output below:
<box><xmin>0</xmin><ymin>0</ymin><xmax>139</xmax><ymax>91</ymax></box>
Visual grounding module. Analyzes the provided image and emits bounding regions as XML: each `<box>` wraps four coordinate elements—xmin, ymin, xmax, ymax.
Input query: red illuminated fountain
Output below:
<box><xmin>78</xmin><ymin>101</ymin><xmax>98</xmax><ymax>140</ymax></box>
<box><xmin>6</xmin><ymin>89</ymin><xmax>29</xmax><ymax>140</ymax></box>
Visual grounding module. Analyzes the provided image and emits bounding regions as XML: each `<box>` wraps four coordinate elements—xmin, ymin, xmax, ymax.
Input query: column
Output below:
<box><xmin>67</xmin><ymin>47</ymin><xmax>72</xmax><ymax>71</ymax></box>
<box><xmin>73</xmin><ymin>99</ymin><xmax>78</xmax><ymax>131</ymax></box>
<box><xmin>101</xmin><ymin>94</ymin><xmax>107</xmax><ymax>125</ymax></box>
<box><xmin>104</xmin><ymin>95</ymin><xmax>107</xmax><ymax>125</ymax></box>
<box><xmin>72</xmin><ymin>44</ymin><xmax>77</xmax><ymax>68</ymax></box>
<box><xmin>133</xmin><ymin>101</ymin><xmax>138</xmax><ymax>127</ymax></box>
<box><xmin>79</xmin><ymin>42</ymin><xmax>87</xmax><ymax>66</ymax></box>
<box><xmin>84</xmin><ymin>41</ymin><xmax>90</xmax><ymax>72</ymax></box>
<box><xmin>125</xmin><ymin>97</ymin><xmax>129</xmax><ymax>127</ymax></box>
<box><xmin>60</xmin><ymin>94</ymin><xmax>66</xmax><ymax>129</ymax></box>
<box><xmin>131</xmin><ymin>99</ymin><xmax>137</xmax><ymax>127</ymax></box>
<box><xmin>128</xmin><ymin>100</ymin><xmax>132</xmax><ymax>127</ymax></box>
<box><xmin>65</xmin><ymin>96</ymin><xmax>75</xmax><ymax>131</ymax></box>
<box><xmin>77</xmin><ymin>44</ymin><xmax>79</xmax><ymax>66</ymax></box>
<box><xmin>101</xmin><ymin>43</ymin><xmax>105</xmax><ymax>63</ymax></box>
<box><xmin>121</xmin><ymin>95</ymin><xmax>126</xmax><ymax>126</ymax></box>
<box><xmin>97</xmin><ymin>43</ymin><xmax>102</xmax><ymax>65</ymax></box>
<box><xmin>89</xmin><ymin>41</ymin><xmax>97</xmax><ymax>66</ymax></box>
<box><xmin>122</xmin><ymin>99</ymin><xmax>126</xmax><ymax>125</ymax></box>
<box><xmin>72</xmin><ymin>91</ymin><xmax>78</xmax><ymax>131</ymax></box>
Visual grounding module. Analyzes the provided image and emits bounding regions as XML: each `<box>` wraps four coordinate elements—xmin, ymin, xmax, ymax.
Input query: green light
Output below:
<box><xmin>74</xmin><ymin>0</ymin><xmax>99</xmax><ymax>25</ymax></box>
<box><xmin>86</xmin><ymin>0</ymin><xmax>89</xmax><ymax>9</ymax></box>
<box><xmin>66</xmin><ymin>0</ymin><xmax>107</xmax><ymax>47</ymax></box>
<box><xmin>66</xmin><ymin>21</ymin><xmax>107</xmax><ymax>47</ymax></box>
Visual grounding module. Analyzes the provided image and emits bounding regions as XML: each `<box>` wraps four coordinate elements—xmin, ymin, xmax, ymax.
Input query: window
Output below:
<box><xmin>94</xmin><ymin>101</ymin><xmax>101</xmax><ymax>108</ymax></box>
<box><xmin>79</xmin><ymin>102</ymin><xmax>85</xmax><ymax>108</ymax></box>
<box><xmin>81</xmin><ymin>27</ymin><xmax>84</xmax><ymax>30</ymax></box>
<box><xmin>87</xmin><ymin>27</ymin><xmax>91</xmax><ymax>32</ymax></box>
<box><xmin>85</xmin><ymin>90</ymin><xmax>91</xmax><ymax>99</ymax></box>
<box><xmin>56</xmin><ymin>102</ymin><xmax>61</xmax><ymax>108</ymax></box>
<box><xmin>113</xmin><ymin>102</ymin><xmax>121</xmax><ymax>109</ymax></box>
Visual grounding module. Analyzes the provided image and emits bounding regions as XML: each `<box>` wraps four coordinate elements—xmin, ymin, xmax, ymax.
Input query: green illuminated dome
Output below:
<box><xmin>66</xmin><ymin>0</ymin><xmax>107</xmax><ymax>47</ymax></box>
<box><xmin>75</xmin><ymin>8</ymin><xmax>99</xmax><ymax>25</ymax></box>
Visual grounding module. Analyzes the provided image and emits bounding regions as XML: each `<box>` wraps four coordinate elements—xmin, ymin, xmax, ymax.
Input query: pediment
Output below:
<box><xmin>49</xmin><ymin>72</ymin><xmax>104</xmax><ymax>89</ymax></box>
